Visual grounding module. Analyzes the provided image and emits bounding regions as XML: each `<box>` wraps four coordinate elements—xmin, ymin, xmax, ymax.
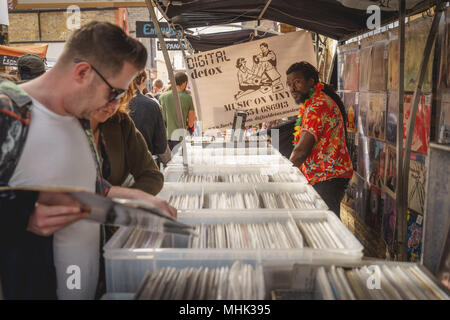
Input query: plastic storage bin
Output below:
<box><xmin>163</xmin><ymin>165</ymin><xmax>308</xmax><ymax>184</ymax></box>
<box><xmin>104</xmin><ymin>210</ymin><xmax>363</xmax><ymax>293</ymax></box>
<box><xmin>169</xmin><ymin>154</ymin><xmax>291</xmax><ymax>166</ymax></box>
<box><xmin>263</xmin><ymin>260</ymin><xmax>450</xmax><ymax>300</ymax></box>
<box><xmin>158</xmin><ymin>183</ymin><xmax>327</xmax><ymax>210</ymax></box>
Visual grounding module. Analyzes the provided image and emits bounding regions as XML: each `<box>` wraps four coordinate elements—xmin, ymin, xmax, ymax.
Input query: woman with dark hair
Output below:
<box><xmin>90</xmin><ymin>80</ymin><xmax>164</xmax><ymax>196</ymax></box>
<box><xmin>286</xmin><ymin>61</ymin><xmax>353</xmax><ymax>218</ymax></box>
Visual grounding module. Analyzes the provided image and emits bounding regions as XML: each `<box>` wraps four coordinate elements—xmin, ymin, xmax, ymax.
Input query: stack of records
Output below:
<box><xmin>316</xmin><ymin>264</ymin><xmax>449</xmax><ymax>300</ymax></box>
<box><xmin>207</xmin><ymin>192</ymin><xmax>259</xmax><ymax>209</ymax></box>
<box><xmin>260</xmin><ymin>192</ymin><xmax>316</xmax><ymax>209</ymax></box>
<box><xmin>168</xmin><ymin>193</ymin><xmax>203</xmax><ymax>210</ymax></box>
<box><xmin>134</xmin><ymin>262</ymin><xmax>263</xmax><ymax>300</ymax></box>
<box><xmin>188</xmin><ymin>221</ymin><xmax>304</xmax><ymax>249</ymax></box>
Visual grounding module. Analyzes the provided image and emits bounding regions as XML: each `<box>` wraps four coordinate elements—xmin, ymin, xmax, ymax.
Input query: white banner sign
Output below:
<box><xmin>0</xmin><ymin>0</ymin><xmax>9</xmax><ymax>26</ymax></box>
<box><xmin>186</xmin><ymin>30</ymin><xmax>316</xmax><ymax>131</ymax></box>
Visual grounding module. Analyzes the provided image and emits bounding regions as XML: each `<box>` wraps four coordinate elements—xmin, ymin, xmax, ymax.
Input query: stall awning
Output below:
<box><xmin>186</xmin><ymin>29</ymin><xmax>278</xmax><ymax>52</ymax></box>
<box><xmin>0</xmin><ymin>44</ymin><xmax>48</xmax><ymax>66</ymax></box>
<box><xmin>156</xmin><ymin>0</ymin><xmax>437</xmax><ymax>40</ymax></box>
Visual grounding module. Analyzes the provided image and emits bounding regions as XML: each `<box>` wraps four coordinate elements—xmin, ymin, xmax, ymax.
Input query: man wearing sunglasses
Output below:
<box><xmin>0</xmin><ymin>21</ymin><xmax>175</xmax><ymax>300</ymax></box>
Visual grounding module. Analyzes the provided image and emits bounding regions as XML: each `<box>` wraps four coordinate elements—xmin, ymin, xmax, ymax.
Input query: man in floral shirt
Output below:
<box><xmin>286</xmin><ymin>62</ymin><xmax>353</xmax><ymax>217</ymax></box>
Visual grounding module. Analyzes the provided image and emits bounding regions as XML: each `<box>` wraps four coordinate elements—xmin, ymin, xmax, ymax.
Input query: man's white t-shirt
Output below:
<box><xmin>9</xmin><ymin>97</ymin><xmax>99</xmax><ymax>300</ymax></box>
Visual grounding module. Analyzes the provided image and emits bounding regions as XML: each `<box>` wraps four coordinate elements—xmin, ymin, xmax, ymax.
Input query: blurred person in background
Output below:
<box><xmin>128</xmin><ymin>71</ymin><xmax>168</xmax><ymax>166</ymax></box>
<box><xmin>17</xmin><ymin>53</ymin><xmax>46</xmax><ymax>81</ymax></box>
<box><xmin>158</xmin><ymin>72</ymin><xmax>196</xmax><ymax>150</ymax></box>
<box><xmin>152</xmin><ymin>78</ymin><xmax>164</xmax><ymax>100</ymax></box>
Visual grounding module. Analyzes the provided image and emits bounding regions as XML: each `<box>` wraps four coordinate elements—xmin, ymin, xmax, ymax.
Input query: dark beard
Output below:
<box><xmin>292</xmin><ymin>90</ymin><xmax>310</xmax><ymax>104</ymax></box>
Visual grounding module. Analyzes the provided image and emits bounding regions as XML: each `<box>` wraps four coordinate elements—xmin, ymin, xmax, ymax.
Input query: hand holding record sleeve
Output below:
<box><xmin>68</xmin><ymin>191</ymin><xmax>197</xmax><ymax>236</ymax></box>
<box><xmin>0</xmin><ymin>186</ymin><xmax>90</xmax><ymax>237</ymax></box>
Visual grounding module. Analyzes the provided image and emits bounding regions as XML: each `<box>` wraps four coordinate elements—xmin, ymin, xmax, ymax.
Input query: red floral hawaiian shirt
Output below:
<box><xmin>298</xmin><ymin>91</ymin><xmax>353</xmax><ymax>185</ymax></box>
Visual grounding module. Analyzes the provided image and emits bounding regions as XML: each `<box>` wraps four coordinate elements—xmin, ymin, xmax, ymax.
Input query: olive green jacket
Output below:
<box><xmin>99</xmin><ymin>112</ymin><xmax>164</xmax><ymax>196</ymax></box>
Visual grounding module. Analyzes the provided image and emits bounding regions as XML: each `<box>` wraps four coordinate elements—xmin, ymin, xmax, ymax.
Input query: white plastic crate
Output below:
<box><xmin>262</xmin><ymin>260</ymin><xmax>450</xmax><ymax>300</ymax></box>
<box><xmin>168</xmin><ymin>154</ymin><xmax>291</xmax><ymax>166</ymax></box>
<box><xmin>104</xmin><ymin>210</ymin><xmax>362</xmax><ymax>293</ymax></box>
<box><xmin>163</xmin><ymin>165</ymin><xmax>308</xmax><ymax>184</ymax></box>
<box><xmin>158</xmin><ymin>183</ymin><xmax>327</xmax><ymax>210</ymax></box>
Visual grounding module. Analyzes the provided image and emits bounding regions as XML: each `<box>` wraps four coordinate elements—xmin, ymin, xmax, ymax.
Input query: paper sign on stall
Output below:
<box><xmin>186</xmin><ymin>31</ymin><xmax>316</xmax><ymax>131</ymax></box>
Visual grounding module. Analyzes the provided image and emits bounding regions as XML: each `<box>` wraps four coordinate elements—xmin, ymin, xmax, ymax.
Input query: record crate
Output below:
<box><xmin>104</xmin><ymin>210</ymin><xmax>363</xmax><ymax>293</ymax></box>
<box><xmin>263</xmin><ymin>260</ymin><xmax>449</xmax><ymax>300</ymax></box>
<box><xmin>158</xmin><ymin>182</ymin><xmax>328</xmax><ymax>210</ymax></box>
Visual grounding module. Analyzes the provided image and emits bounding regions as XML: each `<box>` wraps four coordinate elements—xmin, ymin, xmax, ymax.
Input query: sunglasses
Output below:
<box><xmin>74</xmin><ymin>58</ymin><xmax>126</xmax><ymax>103</ymax></box>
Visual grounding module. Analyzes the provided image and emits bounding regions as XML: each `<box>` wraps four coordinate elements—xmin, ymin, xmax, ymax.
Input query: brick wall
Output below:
<box><xmin>8</xmin><ymin>9</ymin><xmax>118</xmax><ymax>43</ymax></box>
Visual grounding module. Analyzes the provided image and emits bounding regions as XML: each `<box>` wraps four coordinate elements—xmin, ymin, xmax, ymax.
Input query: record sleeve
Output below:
<box><xmin>367</xmin><ymin>92</ymin><xmax>387</xmax><ymax>140</ymax></box>
<box><xmin>369</xmin><ymin>42</ymin><xmax>388</xmax><ymax>91</ymax></box>
<box><xmin>358</xmin><ymin>92</ymin><xmax>369</xmax><ymax>136</ymax></box>
<box><xmin>368</xmin><ymin>139</ymin><xmax>385</xmax><ymax>189</ymax></box>
<box><xmin>386</xmin><ymin>91</ymin><xmax>399</xmax><ymax>145</ymax></box>
<box><xmin>388</xmin><ymin>32</ymin><xmax>400</xmax><ymax>90</ymax></box>
<box><xmin>343</xmin><ymin>92</ymin><xmax>358</xmax><ymax>132</ymax></box>
<box><xmin>384</xmin><ymin>144</ymin><xmax>397</xmax><ymax>195</ymax></box>
<box><xmin>366</xmin><ymin>185</ymin><xmax>383</xmax><ymax>233</ymax></box>
<box><xmin>436</xmin><ymin>89</ymin><xmax>450</xmax><ymax>144</ymax></box>
<box><xmin>0</xmin><ymin>186</ymin><xmax>194</xmax><ymax>236</ymax></box>
<box><xmin>343</xmin><ymin>50</ymin><xmax>360</xmax><ymax>91</ymax></box>
<box><xmin>342</xmin><ymin>174</ymin><xmax>358</xmax><ymax>211</ymax></box>
<box><xmin>407</xmin><ymin>208</ymin><xmax>424</xmax><ymax>262</ymax></box>
<box><xmin>405</xmin><ymin>17</ymin><xmax>434</xmax><ymax>93</ymax></box>
<box><xmin>382</xmin><ymin>192</ymin><xmax>396</xmax><ymax>250</ymax></box>
<box><xmin>357</xmin><ymin>133</ymin><xmax>369</xmax><ymax>180</ymax></box>
<box><xmin>438</xmin><ymin>7</ymin><xmax>450</xmax><ymax>89</ymax></box>
<box><xmin>408</xmin><ymin>152</ymin><xmax>427</xmax><ymax>214</ymax></box>
<box><xmin>359</xmin><ymin>46</ymin><xmax>372</xmax><ymax>91</ymax></box>
<box><xmin>436</xmin><ymin>223</ymin><xmax>450</xmax><ymax>290</ymax></box>
<box><xmin>403</xmin><ymin>94</ymin><xmax>431</xmax><ymax>154</ymax></box>
<box><xmin>355</xmin><ymin>175</ymin><xmax>369</xmax><ymax>222</ymax></box>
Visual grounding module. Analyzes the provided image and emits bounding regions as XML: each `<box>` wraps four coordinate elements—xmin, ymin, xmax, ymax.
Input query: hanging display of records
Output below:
<box><xmin>403</xmin><ymin>94</ymin><xmax>431</xmax><ymax>154</ymax></box>
<box><xmin>367</xmin><ymin>92</ymin><xmax>387</xmax><ymax>140</ymax></box>
<box><xmin>382</xmin><ymin>192</ymin><xmax>396</xmax><ymax>251</ymax></box>
<box><xmin>407</xmin><ymin>209</ymin><xmax>424</xmax><ymax>262</ymax></box>
<box><xmin>408</xmin><ymin>152</ymin><xmax>427</xmax><ymax>215</ymax></box>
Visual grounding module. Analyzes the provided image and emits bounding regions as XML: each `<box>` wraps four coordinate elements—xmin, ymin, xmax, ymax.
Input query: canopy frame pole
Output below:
<box><xmin>326</xmin><ymin>40</ymin><xmax>337</xmax><ymax>83</ymax></box>
<box><xmin>395</xmin><ymin>0</ymin><xmax>407</xmax><ymax>261</ymax></box>
<box><xmin>258</xmin><ymin>0</ymin><xmax>273</xmax><ymax>21</ymax></box>
<box><xmin>145</xmin><ymin>0</ymin><xmax>187</xmax><ymax>165</ymax></box>
<box><xmin>153</xmin><ymin>0</ymin><xmax>203</xmax><ymax>135</ymax></box>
